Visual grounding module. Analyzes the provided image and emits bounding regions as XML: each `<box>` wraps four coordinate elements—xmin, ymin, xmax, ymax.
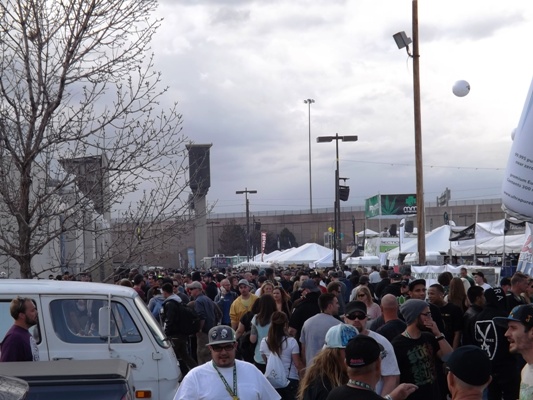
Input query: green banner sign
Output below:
<box><xmin>364</xmin><ymin>194</ymin><xmax>417</xmax><ymax>218</ymax></box>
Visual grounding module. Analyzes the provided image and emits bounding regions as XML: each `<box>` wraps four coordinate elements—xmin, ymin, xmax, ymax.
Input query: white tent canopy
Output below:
<box><xmin>356</xmin><ymin>229</ymin><xmax>380</xmax><ymax>237</ymax></box>
<box><xmin>452</xmin><ymin>219</ymin><xmax>529</xmax><ymax>255</ymax></box>
<box><xmin>387</xmin><ymin>225</ymin><xmax>453</xmax><ymax>265</ymax></box>
<box><xmin>268</xmin><ymin>243</ymin><xmax>333</xmax><ymax>266</ymax></box>
<box><xmin>312</xmin><ymin>250</ymin><xmax>351</xmax><ymax>269</ymax></box>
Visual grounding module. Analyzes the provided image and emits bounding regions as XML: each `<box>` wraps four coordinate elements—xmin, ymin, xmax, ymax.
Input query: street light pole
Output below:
<box><xmin>393</xmin><ymin>0</ymin><xmax>426</xmax><ymax>265</ymax></box>
<box><xmin>304</xmin><ymin>99</ymin><xmax>315</xmax><ymax>214</ymax></box>
<box><xmin>317</xmin><ymin>134</ymin><xmax>358</xmax><ymax>268</ymax></box>
<box><xmin>236</xmin><ymin>188</ymin><xmax>257</xmax><ymax>261</ymax></box>
<box><xmin>412</xmin><ymin>0</ymin><xmax>426</xmax><ymax>265</ymax></box>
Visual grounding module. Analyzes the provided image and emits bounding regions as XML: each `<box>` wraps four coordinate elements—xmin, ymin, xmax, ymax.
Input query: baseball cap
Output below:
<box><xmin>494</xmin><ymin>304</ymin><xmax>533</xmax><ymax>329</ymax></box>
<box><xmin>390</xmin><ymin>273</ymin><xmax>402</xmax><ymax>280</ymax></box>
<box><xmin>207</xmin><ymin>325</ymin><xmax>237</xmax><ymax>346</ymax></box>
<box><xmin>345</xmin><ymin>335</ymin><xmax>384</xmax><ymax>368</ymax></box>
<box><xmin>408</xmin><ymin>278</ymin><xmax>426</xmax><ymax>291</ymax></box>
<box><xmin>444</xmin><ymin>345</ymin><xmax>491</xmax><ymax>386</ymax></box>
<box><xmin>301</xmin><ymin>279</ymin><xmax>320</xmax><ymax>292</ymax></box>
<box><xmin>324</xmin><ymin>324</ymin><xmax>358</xmax><ymax>348</ymax></box>
<box><xmin>237</xmin><ymin>279</ymin><xmax>252</xmax><ymax>288</ymax></box>
<box><xmin>204</xmin><ymin>272</ymin><xmax>213</xmax><ymax>278</ymax></box>
<box><xmin>186</xmin><ymin>281</ymin><xmax>202</xmax><ymax>290</ymax></box>
<box><xmin>345</xmin><ymin>301</ymin><xmax>367</xmax><ymax>315</ymax></box>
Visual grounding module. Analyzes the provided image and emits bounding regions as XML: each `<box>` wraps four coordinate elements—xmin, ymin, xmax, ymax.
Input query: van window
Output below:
<box><xmin>0</xmin><ymin>299</ymin><xmax>40</xmax><ymax>344</ymax></box>
<box><xmin>50</xmin><ymin>299</ymin><xmax>142</xmax><ymax>344</ymax></box>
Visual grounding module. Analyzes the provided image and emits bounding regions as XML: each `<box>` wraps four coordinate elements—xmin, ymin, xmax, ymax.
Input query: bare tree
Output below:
<box><xmin>0</xmin><ymin>0</ymin><xmax>197</xmax><ymax>279</ymax></box>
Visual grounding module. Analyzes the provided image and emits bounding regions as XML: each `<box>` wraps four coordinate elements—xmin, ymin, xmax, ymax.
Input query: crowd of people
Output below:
<box><xmin>3</xmin><ymin>264</ymin><xmax>533</xmax><ymax>400</ymax></box>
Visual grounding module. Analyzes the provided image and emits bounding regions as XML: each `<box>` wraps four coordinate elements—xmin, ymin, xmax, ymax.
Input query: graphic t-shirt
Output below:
<box><xmin>391</xmin><ymin>332</ymin><xmax>441</xmax><ymax>400</ymax></box>
<box><xmin>520</xmin><ymin>363</ymin><xmax>533</xmax><ymax>400</ymax></box>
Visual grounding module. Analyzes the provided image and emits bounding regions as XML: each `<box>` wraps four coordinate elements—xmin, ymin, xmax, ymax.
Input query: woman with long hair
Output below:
<box><xmin>259</xmin><ymin>280</ymin><xmax>275</xmax><ymax>296</ymax></box>
<box><xmin>446</xmin><ymin>277</ymin><xmax>468</xmax><ymax>313</ymax></box>
<box><xmin>260</xmin><ymin>311</ymin><xmax>303</xmax><ymax>399</ymax></box>
<box><xmin>297</xmin><ymin>333</ymin><xmax>353</xmax><ymax>400</ymax></box>
<box><xmin>352</xmin><ymin>285</ymin><xmax>381</xmax><ymax>322</ymax></box>
<box><xmin>273</xmin><ymin>286</ymin><xmax>292</xmax><ymax>317</ymax></box>
<box><xmin>250</xmin><ymin>294</ymin><xmax>277</xmax><ymax>372</ymax></box>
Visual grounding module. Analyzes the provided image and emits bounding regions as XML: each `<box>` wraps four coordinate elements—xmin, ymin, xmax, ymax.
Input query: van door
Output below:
<box><xmin>41</xmin><ymin>295</ymin><xmax>161</xmax><ymax>398</ymax></box>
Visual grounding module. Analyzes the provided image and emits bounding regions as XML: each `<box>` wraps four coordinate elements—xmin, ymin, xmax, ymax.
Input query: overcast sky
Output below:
<box><xmin>147</xmin><ymin>0</ymin><xmax>533</xmax><ymax>216</ymax></box>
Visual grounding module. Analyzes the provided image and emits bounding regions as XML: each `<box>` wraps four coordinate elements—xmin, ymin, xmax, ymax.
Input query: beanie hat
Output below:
<box><xmin>400</xmin><ymin>299</ymin><xmax>429</xmax><ymax>325</ymax></box>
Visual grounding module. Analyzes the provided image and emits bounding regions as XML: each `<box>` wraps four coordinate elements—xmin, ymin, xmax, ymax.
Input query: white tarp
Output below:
<box><xmin>356</xmin><ymin>229</ymin><xmax>380</xmax><ymax>237</ymax></box>
<box><xmin>452</xmin><ymin>220</ymin><xmax>529</xmax><ymax>255</ymax></box>
<box><xmin>387</xmin><ymin>225</ymin><xmax>454</xmax><ymax>264</ymax></box>
<box><xmin>267</xmin><ymin>242</ymin><xmax>333</xmax><ymax>266</ymax></box>
<box><xmin>411</xmin><ymin>265</ymin><xmax>501</xmax><ymax>287</ymax></box>
<box><xmin>312</xmin><ymin>251</ymin><xmax>351</xmax><ymax>269</ymax></box>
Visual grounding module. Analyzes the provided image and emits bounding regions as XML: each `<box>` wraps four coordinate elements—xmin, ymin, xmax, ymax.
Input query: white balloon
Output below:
<box><xmin>452</xmin><ymin>80</ymin><xmax>470</xmax><ymax>97</ymax></box>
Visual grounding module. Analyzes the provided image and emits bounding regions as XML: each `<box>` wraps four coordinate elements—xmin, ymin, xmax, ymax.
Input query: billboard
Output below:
<box><xmin>364</xmin><ymin>194</ymin><xmax>417</xmax><ymax>218</ymax></box>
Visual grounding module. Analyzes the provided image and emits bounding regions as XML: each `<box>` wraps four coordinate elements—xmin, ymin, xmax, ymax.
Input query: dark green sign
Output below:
<box><xmin>364</xmin><ymin>194</ymin><xmax>417</xmax><ymax>218</ymax></box>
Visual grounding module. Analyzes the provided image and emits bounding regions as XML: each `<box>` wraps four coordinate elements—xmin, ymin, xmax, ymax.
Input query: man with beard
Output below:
<box><xmin>174</xmin><ymin>325</ymin><xmax>280</xmax><ymax>399</ymax></box>
<box><xmin>494</xmin><ymin>303</ymin><xmax>533</xmax><ymax>400</ymax></box>
<box><xmin>391</xmin><ymin>299</ymin><xmax>452</xmax><ymax>400</ymax></box>
<box><xmin>343</xmin><ymin>300</ymin><xmax>400</xmax><ymax>397</ymax></box>
<box><xmin>1</xmin><ymin>297</ymin><xmax>39</xmax><ymax>361</ymax></box>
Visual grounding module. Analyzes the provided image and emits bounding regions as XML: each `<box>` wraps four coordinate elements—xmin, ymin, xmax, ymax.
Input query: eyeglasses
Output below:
<box><xmin>420</xmin><ymin>312</ymin><xmax>432</xmax><ymax>317</ymax></box>
<box><xmin>211</xmin><ymin>344</ymin><xmax>235</xmax><ymax>352</ymax></box>
<box><xmin>346</xmin><ymin>313</ymin><xmax>367</xmax><ymax>320</ymax></box>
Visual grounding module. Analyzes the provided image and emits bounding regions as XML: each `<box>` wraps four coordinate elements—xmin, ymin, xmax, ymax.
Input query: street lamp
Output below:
<box><xmin>393</xmin><ymin>0</ymin><xmax>426</xmax><ymax>265</ymax></box>
<box><xmin>304</xmin><ymin>99</ymin><xmax>315</xmax><ymax>214</ymax></box>
<box><xmin>317</xmin><ymin>134</ymin><xmax>358</xmax><ymax>267</ymax></box>
<box><xmin>207</xmin><ymin>221</ymin><xmax>220</xmax><ymax>256</ymax></box>
<box><xmin>236</xmin><ymin>188</ymin><xmax>257</xmax><ymax>261</ymax></box>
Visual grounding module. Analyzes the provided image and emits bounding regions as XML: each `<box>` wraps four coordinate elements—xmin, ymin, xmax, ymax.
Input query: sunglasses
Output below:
<box><xmin>346</xmin><ymin>313</ymin><xmax>367</xmax><ymax>320</ymax></box>
<box><xmin>211</xmin><ymin>344</ymin><xmax>235</xmax><ymax>352</ymax></box>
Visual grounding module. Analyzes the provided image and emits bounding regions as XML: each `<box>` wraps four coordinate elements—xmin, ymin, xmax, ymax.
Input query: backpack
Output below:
<box><xmin>264</xmin><ymin>351</ymin><xmax>289</xmax><ymax>389</ymax></box>
<box><xmin>177</xmin><ymin>302</ymin><xmax>201</xmax><ymax>336</ymax></box>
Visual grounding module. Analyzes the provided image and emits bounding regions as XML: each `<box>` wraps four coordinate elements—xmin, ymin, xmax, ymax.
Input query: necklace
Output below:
<box><xmin>348</xmin><ymin>379</ymin><xmax>373</xmax><ymax>391</ymax></box>
<box><xmin>212</xmin><ymin>361</ymin><xmax>239</xmax><ymax>400</ymax></box>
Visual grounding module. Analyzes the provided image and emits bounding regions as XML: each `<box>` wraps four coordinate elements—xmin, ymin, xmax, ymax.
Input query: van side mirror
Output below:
<box><xmin>98</xmin><ymin>306</ymin><xmax>113</xmax><ymax>337</ymax></box>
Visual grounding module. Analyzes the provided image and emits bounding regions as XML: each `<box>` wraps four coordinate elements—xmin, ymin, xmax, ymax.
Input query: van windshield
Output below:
<box><xmin>134</xmin><ymin>296</ymin><xmax>169</xmax><ymax>348</ymax></box>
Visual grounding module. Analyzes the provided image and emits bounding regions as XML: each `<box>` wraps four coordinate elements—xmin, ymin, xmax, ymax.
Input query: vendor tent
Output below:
<box><xmin>312</xmin><ymin>251</ymin><xmax>351</xmax><ymax>269</ymax></box>
<box><xmin>269</xmin><ymin>243</ymin><xmax>332</xmax><ymax>266</ymax></box>
<box><xmin>387</xmin><ymin>225</ymin><xmax>453</xmax><ymax>265</ymax></box>
<box><xmin>356</xmin><ymin>229</ymin><xmax>380</xmax><ymax>237</ymax></box>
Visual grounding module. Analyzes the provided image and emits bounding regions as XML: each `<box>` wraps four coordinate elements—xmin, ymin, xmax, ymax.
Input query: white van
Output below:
<box><xmin>0</xmin><ymin>280</ymin><xmax>180</xmax><ymax>400</ymax></box>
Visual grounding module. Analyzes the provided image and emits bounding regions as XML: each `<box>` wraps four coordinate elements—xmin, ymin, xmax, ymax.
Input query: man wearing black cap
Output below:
<box><xmin>174</xmin><ymin>325</ymin><xmax>280</xmax><ymax>399</ymax></box>
<box><xmin>473</xmin><ymin>271</ymin><xmax>492</xmax><ymax>291</ymax></box>
<box><xmin>325</xmin><ymin>336</ymin><xmax>417</xmax><ymax>400</ymax></box>
<box><xmin>445</xmin><ymin>345</ymin><xmax>492</xmax><ymax>400</ymax></box>
<box><xmin>406</xmin><ymin>278</ymin><xmax>445</xmax><ymax>332</ymax></box>
<box><xmin>494</xmin><ymin>304</ymin><xmax>533</xmax><ymax>400</ymax></box>
<box><xmin>343</xmin><ymin>301</ymin><xmax>400</xmax><ymax>397</ymax></box>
